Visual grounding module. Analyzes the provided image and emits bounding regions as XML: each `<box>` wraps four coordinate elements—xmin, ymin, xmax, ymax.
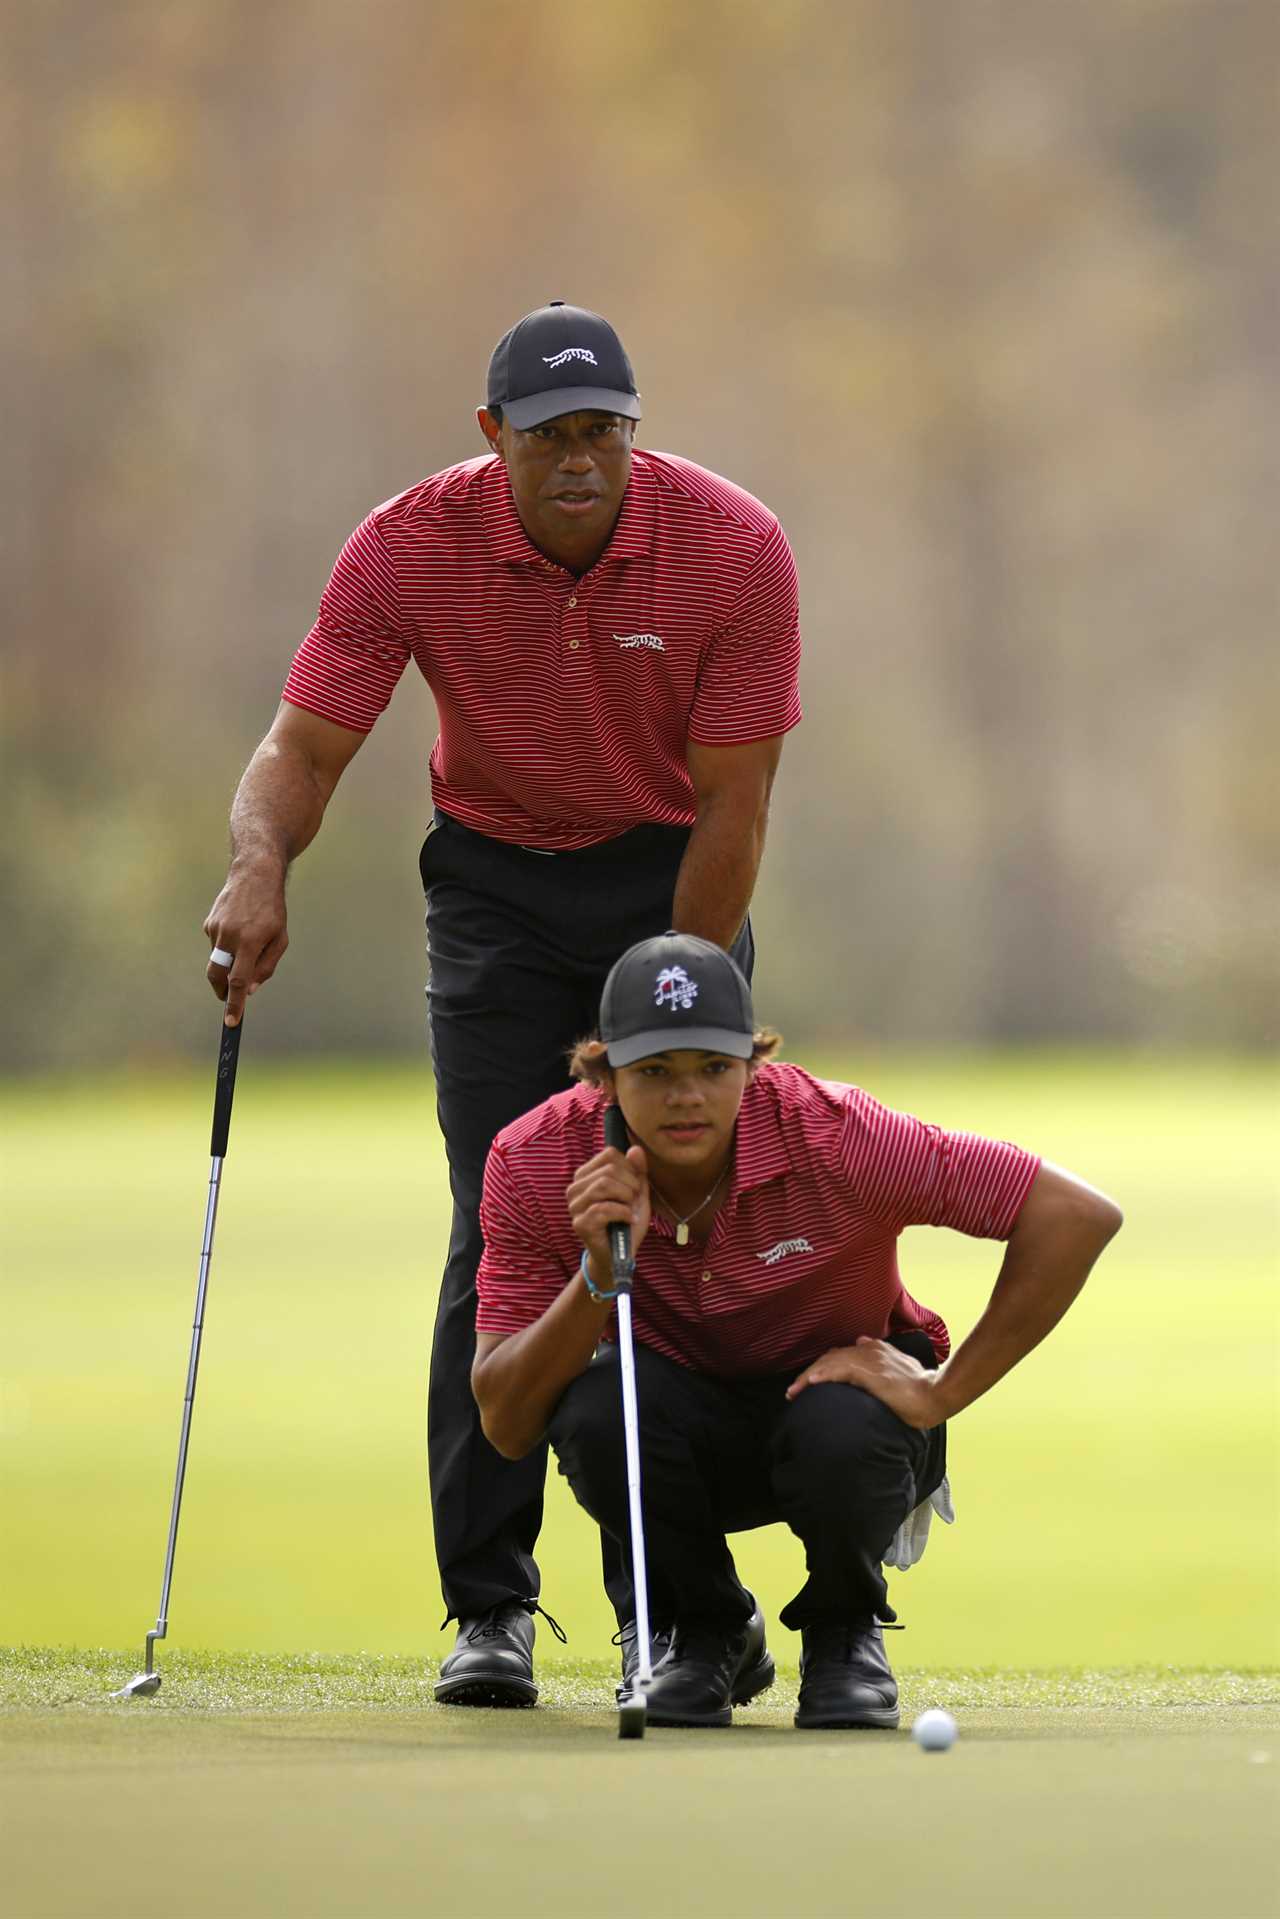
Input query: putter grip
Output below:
<box><xmin>210</xmin><ymin>1019</ymin><xmax>242</xmax><ymax>1158</ymax></box>
<box><xmin>603</xmin><ymin>1105</ymin><xmax>635</xmax><ymax>1283</ymax></box>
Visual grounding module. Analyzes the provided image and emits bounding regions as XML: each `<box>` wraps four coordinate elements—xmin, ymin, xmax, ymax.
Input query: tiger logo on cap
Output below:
<box><xmin>542</xmin><ymin>347</ymin><xmax>599</xmax><ymax>369</ymax></box>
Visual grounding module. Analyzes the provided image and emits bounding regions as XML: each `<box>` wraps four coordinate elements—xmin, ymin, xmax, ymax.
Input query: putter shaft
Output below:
<box><xmin>616</xmin><ymin>1291</ymin><xmax>653</xmax><ymax>1689</ymax></box>
<box><xmin>113</xmin><ymin>1017</ymin><xmax>242</xmax><ymax>1696</ymax></box>
<box><xmin>151</xmin><ymin>1152</ymin><xmax>225</xmax><ymax>1648</ymax></box>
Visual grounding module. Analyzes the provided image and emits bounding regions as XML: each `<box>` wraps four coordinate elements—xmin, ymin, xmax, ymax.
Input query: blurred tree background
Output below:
<box><xmin>6</xmin><ymin>0</ymin><xmax>1276</xmax><ymax>1069</ymax></box>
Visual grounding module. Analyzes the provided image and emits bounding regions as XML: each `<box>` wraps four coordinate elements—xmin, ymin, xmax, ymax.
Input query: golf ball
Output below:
<box><xmin>911</xmin><ymin>1708</ymin><xmax>958</xmax><ymax>1752</ymax></box>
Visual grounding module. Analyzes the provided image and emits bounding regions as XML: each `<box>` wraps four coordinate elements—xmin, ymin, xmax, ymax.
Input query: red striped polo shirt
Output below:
<box><xmin>476</xmin><ymin>1062</ymin><xmax>1041</xmax><ymax>1377</ymax></box>
<box><xmin>282</xmin><ymin>450</ymin><xmax>802</xmax><ymax>849</ymax></box>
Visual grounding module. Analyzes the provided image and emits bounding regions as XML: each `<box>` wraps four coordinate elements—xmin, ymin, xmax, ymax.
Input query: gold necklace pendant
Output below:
<box><xmin>675</xmin><ymin>1222</ymin><xmax>690</xmax><ymax>1247</ymax></box>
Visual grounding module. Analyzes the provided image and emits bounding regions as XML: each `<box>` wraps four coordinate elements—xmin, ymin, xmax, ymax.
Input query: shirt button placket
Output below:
<box><xmin>565</xmin><ymin>591</ymin><xmax>586</xmax><ymax>656</ymax></box>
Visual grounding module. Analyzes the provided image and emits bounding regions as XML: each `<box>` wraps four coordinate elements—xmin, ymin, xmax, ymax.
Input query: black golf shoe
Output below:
<box><xmin>435</xmin><ymin>1601</ymin><xmax>539</xmax><ymax>1707</ymax></box>
<box><xmin>642</xmin><ymin>1612</ymin><xmax>777</xmax><ymax>1728</ymax></box>
<box><xmin>793</xmin><ymin>1618</ymin><xmax>900</xmax><ymax>1730</ymax></box>
<box><xmin>615</xmin><ymin>1597</ymin><xmax>772</xmax><ymax>1704</ymax></box>
<box><xmin>614</xmin><ymin>1621</ymin><xmax>674</xmax><ymax>1702</ymax></box>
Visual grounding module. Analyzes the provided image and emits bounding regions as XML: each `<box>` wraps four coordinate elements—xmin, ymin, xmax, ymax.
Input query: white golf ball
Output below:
<box><xmin>911</xmin><ymin>1707</ymin><xmax>958</xmax><ymax>1752</ymax></box>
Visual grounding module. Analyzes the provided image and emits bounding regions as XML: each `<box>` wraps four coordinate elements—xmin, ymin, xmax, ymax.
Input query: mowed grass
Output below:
<box><xmin>3</xmin><ymin>1649</ymin><xmax>1278</xmax><ymax>1919</ymax></box>
<box><xmin>2</xmin><ymin>1052</ymin><xmax>1277</xmax><ymax>1670</ymax></box>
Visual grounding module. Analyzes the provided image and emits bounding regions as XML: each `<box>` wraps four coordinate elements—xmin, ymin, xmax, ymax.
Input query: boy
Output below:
<box><xmin>471</xmin><ymin>935</ymin><xmax>1121</xmax><ymax>1727</ymax></box>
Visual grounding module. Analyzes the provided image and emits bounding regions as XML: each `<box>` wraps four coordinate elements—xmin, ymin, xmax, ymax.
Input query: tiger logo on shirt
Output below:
<box><xmin>756</xmin><ymin>1238</ymin><xmax>815</xmax><ymax>1266</ymax></box>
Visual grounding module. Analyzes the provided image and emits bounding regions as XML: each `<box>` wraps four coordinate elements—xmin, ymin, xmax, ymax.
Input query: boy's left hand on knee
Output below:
<box><xmin>785</xmin><ymin>1337</ymin><xmax>941</xmax><ymax>1430</ymax></box>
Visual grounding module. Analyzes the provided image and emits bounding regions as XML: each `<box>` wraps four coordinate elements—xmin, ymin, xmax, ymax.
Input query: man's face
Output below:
<box><xmin>478</xmin><ymin>407</ymin><xmax>634</xmax><ymax>570</ymax></box>
<box><xmin>613</xmin><ymin>1049</ymin><xmax>749</xmax><ymax>1178</ymax></box>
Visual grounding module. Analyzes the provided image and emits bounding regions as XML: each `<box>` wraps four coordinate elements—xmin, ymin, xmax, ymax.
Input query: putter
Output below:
<box><xmin>605</xmin><ymin>1104</ymin><xmax>651</xmax><ymax>1741</ymax></box>
<box><xmin>111</xmin><ymin>1013</ymin><xmax>243</xmax><ymax>1698</ymax></box>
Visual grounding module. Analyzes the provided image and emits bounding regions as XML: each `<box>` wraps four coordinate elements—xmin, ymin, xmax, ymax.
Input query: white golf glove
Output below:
<box><xmin>881</xmin><ymin>1474</ymin><xmax>955</xmax><ymax>1571</ymax></box>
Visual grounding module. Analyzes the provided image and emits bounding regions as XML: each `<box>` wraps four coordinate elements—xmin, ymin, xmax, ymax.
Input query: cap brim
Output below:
<box><xmin>503</xmin><ymin>387</ymin><xmax>643</xmax><ymax>430</ymax></box>
<box><xmin>605</xmin><ymin>1027</ymin><xmax>754</xmax><ymax>1068</ymax></box>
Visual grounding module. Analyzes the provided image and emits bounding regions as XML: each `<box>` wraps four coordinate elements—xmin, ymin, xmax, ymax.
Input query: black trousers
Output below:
<box><xmin>547</xmin><ymin>1337</ymin><xmax>947</xmax><ymax>1630</ymax></box>
<box><xmin>420</xmin><ymin>808</ymin><xmax>755</xmax><ymax>1621</ymax></box>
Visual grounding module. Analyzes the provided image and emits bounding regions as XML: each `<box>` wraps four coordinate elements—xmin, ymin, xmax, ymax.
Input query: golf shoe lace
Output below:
<box><xmin>461</xmin><ymin>1599</ymin><xmax>568</xmax><ymax>1645</ymax></box>
<box><xmin>531</xmin><ymin>1602</ymin><xmax>568</xmax><ymax>1644</ymax></box>
<box><xmin>611</xmin><ymin>1622</ymin><xmax>672</xmax><ymax>1652</ymax></box>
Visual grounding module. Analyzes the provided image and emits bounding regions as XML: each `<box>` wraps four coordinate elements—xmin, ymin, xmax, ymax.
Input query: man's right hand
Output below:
<box><xmin>567</xmin><ymin>1140</ymin><xmax>653</xmax><ymax>1287</ymax></box>
<box><xmin>203</xmin><ymin>864</ymin><xmax>289</xmax><ymax>1026</ymax></box>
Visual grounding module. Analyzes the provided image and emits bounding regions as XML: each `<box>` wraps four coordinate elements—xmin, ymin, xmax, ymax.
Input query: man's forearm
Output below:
<box><xmin>206</xmin><ymin>707</ymin><xmax>363</xmax><ymax>1021</ymax></box>
<box><xmin>472</xmin><ymin>1258</ymin><xmax>614</xmax><ymax>1459</ymax></box>
<box><xmin>229</xmin><ymin>736</ymin><xmax>332</xmax><ymax>877</ymax></box>
<box><xmin>671</xmin><ymin>794</ymin><xmax>768</xmax><ymax>949</ymax></box>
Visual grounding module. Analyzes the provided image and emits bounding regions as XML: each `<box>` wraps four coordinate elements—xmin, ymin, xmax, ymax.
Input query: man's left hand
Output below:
<box><xmin>785</xmin><ymin>1336</ymin><xmax>942</xmax><ymax>1430</ymax></box>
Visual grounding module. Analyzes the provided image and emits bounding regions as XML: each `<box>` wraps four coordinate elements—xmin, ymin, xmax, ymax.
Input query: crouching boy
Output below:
<box><xmin>471</xmin><ymin>934</ymin><xmax>1121</xmax><ymax>1728</ymax></box>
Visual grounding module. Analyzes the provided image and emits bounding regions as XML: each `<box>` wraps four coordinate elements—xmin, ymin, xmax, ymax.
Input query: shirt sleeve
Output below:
<box><xmin>282</xmin><ymin>513</ymin><xmax>410</xmax><ymax>734</ymax></box>
<box><xmin>688</xmin><ymin>518</ymin><xmax>803</xmax><ymax>746</ymax></box>
<box><xmin>838</xmin><ymin>1088</ymin><xmax>1041</xmax><ymax>1240</ymax></box>
<box><xmin>475</xmin><ymin>1142</ymin><xmax>576</xmax><ymax>1339</ymax></box>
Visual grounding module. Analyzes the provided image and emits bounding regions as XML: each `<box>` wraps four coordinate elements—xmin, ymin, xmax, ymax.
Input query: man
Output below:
<box><xmin>471</xmin><ymin>933</ymin><xmax>1122</xmax><ymax>1729</ymax></box>
<box><xmin>202</xmin><ymin>304</ymin><xmax>802</xmax><ymax>1706</ymax></box>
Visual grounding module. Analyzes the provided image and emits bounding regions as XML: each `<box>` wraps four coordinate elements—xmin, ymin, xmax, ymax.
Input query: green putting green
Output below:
<box><xmin>3</xmin><ymin>1652</ymin><xmax>1278</xmax><ymax>1919</ymax></box>
<box><xmin>2</xmin><ymin>1052</ymin><xmax>1276</xmax><ymax>1671</ymax></box>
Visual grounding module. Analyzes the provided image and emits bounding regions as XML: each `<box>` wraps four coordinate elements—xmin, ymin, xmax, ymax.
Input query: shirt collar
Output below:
<box><xmin>480</xmin><ymin>458</ymin><xmax>546</xmax><ymax>567</ymax></box>
<box><xmin>599</xmin><ymin>454</ymin><xmax>655</xmax><ymax>562</ymax></box>
<box><xmin>729</xmin><ymin>1072</ymin><xmax>792</xmax><ymax>1194</ymax></box>
<box><xmin>480</xmin><ymin>452</ymin><xmax>655</xmax><ymax>572</ymax></box>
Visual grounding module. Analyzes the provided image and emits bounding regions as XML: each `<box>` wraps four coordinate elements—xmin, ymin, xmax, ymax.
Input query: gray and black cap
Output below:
<box><xmin>486</xmin><ymin>301</ymin><xmax>642</xmax><ymax>431</ymax></box>
<box><xmin>599</xmin><ymin>934</ymin><xmax>755</xmax><ymax>1068</ymax></box>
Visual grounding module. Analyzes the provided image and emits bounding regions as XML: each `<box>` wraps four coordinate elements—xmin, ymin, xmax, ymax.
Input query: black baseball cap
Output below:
<box><xmin>486</xmin><ymin>301</ymin><xmax>642</xmax><ymax>431</ymax></box>
<box><xmin>599</xmin><ymin>934</ymin><xmax>755</xmax><ymax>1068</ymax></box>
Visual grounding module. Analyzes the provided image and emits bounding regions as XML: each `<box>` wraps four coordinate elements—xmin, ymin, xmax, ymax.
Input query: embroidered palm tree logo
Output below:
<box><xmin>654</xmin><ymin>966</ymin><xmax>698</xmax><ymax>1012</ymax></box>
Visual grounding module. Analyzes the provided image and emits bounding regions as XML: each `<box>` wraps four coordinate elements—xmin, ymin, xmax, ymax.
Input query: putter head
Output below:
<box><xmin>617</xmin><ymin>1688</ymin><xmax>647</xmax><ymax>1740</ymax></box>
<box><xmin>111</xmin><ymin>1671</ymin><xmax>162</xmax><ymax>1699</ymax></box>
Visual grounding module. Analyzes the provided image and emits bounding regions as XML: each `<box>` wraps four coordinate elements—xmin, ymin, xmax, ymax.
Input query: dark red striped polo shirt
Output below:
<box><xmin>476</xmin><ymin>1062</ymin><xmax>1041</xmax><ymax>1376</ymax></box>
<box><xmin>282</xmin><ymin>450</ymin><xmax>802</xmax><ymax>850</ymax></box>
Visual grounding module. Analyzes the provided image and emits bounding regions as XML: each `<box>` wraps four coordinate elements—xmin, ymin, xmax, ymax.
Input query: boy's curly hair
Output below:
<box><xmin>567</xmin><ymin>1030</ymin><xmax>783</xmax><ymax>1087</ymax></box>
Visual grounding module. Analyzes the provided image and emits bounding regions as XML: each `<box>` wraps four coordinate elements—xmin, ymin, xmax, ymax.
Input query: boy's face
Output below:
<box><xmin>613</xmin><ymin>1049</ymin><xmax>748</xmax><ymax>1175</ymax></box>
